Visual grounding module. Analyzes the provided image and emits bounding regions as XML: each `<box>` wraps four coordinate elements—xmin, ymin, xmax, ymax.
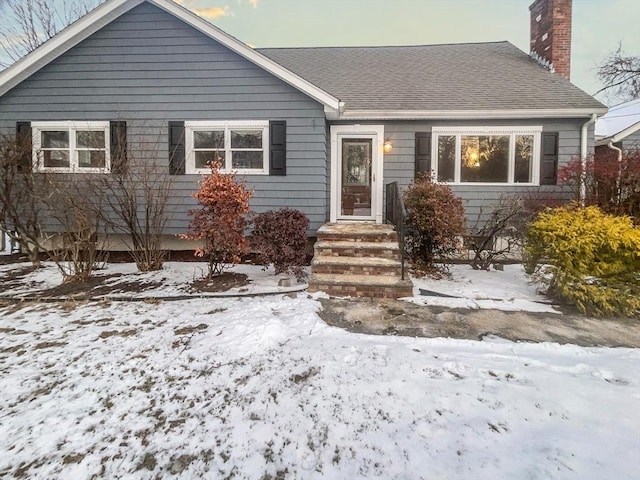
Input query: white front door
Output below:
<box><xmin>330</xmin><ymin>125</ymin><xmax>384</xmax><ymax>223</ymax></box>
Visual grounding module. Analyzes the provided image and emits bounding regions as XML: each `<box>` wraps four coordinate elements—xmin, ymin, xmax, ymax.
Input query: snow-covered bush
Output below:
<box><xmin>525</xmin><ymin>204</ymin><xmax>640</xmax><ymax>317</ymax></box>
<box><xmin>252</xmin><ymin>208</ymin><xmax>309</xmax><ymax>281</ymax></box>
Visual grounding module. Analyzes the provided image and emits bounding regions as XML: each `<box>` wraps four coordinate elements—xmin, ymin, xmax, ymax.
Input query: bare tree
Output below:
<box><xmin>0</xmin><ymin>132</ymin><xmax>53</xmax><ymax>267</ymax></box>
<box><xmin>596</xmin><ymin>43</ymin><xmax>640</xmax><ymax>102</ymax></box>
<box><xmin>0</xmin><ymin>0</ymin><xmax>105</xmax><ymax>68</ymax></box>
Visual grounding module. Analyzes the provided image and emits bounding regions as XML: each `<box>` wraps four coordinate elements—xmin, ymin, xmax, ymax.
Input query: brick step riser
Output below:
<box><xmin>311</xmin><ymin>264</ymin><xmax>402</xmax><ymax>276</ymax></box>
<box><xmin>316</xmin><ymin>233</ymin><xmax>398</xmax><ymax>244</ymax></box>
<box><xmin>314</xmin><ymin>247</ymin><xmax>401</xmax><ymax>259</ymax></box>
<box><xmin>308</xmin><ymin>283</ymin><xmax>413</xmax><ymax>299</ymax></box>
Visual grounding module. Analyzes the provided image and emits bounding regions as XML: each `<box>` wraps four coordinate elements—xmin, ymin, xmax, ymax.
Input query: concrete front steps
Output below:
<box><xmin>308</xmin><ymin>223</ymin><xmax>413</xmax><ymax>299</ymax></box>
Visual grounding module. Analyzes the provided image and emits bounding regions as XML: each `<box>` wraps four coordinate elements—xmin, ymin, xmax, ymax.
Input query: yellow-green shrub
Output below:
<box><xmin>525</xmin><ymin>204</ymin><xmax>640</xmax><ymax>316</ymax></box>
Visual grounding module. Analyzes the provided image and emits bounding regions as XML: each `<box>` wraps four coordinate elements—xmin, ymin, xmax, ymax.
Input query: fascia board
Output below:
<box><xmin>338</xmin><ymin>108</ymin><xmax>609</xmax><ymax>120</ymax></box>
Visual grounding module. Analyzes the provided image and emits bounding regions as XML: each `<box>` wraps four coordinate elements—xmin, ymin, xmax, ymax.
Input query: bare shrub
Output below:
<box><xmin>92</xmin><ymin>128</ymin><xmax>173</xmax><ymax>271</ymax></box>
<box><xmin>468</xmin><ymin>195</ymin><xmax>530</xmax><ymax>270</ymax></box>
<box><xmin>252</xmin><ymin>208</ymin><xmax>309</xmax><ymax>281</ymax></box>
<box><xmin>46</xmin><ymin>180</ymin><xmax>106</xmax><ymax>283</ymax></box>
<box><xmin>0</xmin><ymin>132</ymin><xmax>52</xmax><ymax>267</ymax></box>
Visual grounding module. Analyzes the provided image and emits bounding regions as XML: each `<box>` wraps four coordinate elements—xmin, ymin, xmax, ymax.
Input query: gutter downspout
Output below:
<box><xmin>607</xmin><ymin>141</ymin><xmax>623</xmax><ymax>203</ymax></box>
<box><xmin>580</xmin><ymin>114</ymin><xmax>598</xmax><ymax>206</ymax></box>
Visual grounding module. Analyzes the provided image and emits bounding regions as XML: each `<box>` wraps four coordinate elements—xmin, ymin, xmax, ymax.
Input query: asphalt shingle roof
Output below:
<box><xmin>258</xmin><ymin>42</ymin><xmax>605</xmax><ymax>112</ymax></box>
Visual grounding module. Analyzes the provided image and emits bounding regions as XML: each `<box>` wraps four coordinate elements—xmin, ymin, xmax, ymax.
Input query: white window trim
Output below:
<box><xmin>431</xmin><ymin>126</ymin><xmax>543</xmax><ymax>186</ymax></box>
<box><xmin>32</xmin><ymin>121</ymin><xmax>111</xmax><ymax>173</ymax></box>
<box><xmin>185</xmin><ymin>120</ymin><xmax>269</xmax><ymax>175</ymax></box>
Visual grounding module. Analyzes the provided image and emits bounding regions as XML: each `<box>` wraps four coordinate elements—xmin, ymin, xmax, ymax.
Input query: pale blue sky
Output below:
<box><xmin>181</xmin><ymin>0</ymin><xmax>640</xmax><ymax>105</ymax></box>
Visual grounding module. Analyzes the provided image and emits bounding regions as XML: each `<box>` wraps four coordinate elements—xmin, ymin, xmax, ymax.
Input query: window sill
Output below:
<box><xmin>439</xmin><ymin>181</ymin><xmax>541</xmax><ymax>187</ymax></box>
<box><xmin>187</xmin><ymin>168</ymin><xmax>268</xmax><ymax>176</ymax></box>
<box><xmin>34</xmin><ymin>168</ymin><xmax>111</xmax><ymax>174</ymax></box>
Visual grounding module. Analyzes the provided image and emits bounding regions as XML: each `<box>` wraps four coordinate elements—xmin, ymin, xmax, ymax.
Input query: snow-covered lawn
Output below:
<box><xmin>410</xmin><ymin>264</ymin><xmax>558</xmax><ymax>313</ymax></box>
<box><xmin>0</xmin><ymin>261</ymin><xmax>557</xmax><ymax>314</ymax></box>
<box><xmin>1</xmin><ymin>295</ymin><xmax>638</xmax><ymax>479</ymax></box>
<box><xmin>0</xmin><ymin>261</ymin><xmax>306</xmax><ymax>298</ymax></box>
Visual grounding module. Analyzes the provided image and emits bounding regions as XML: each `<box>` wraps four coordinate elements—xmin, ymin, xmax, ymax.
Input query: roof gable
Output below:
<box><xmin>0</xmin><ymin>0</ymin><xmax>340</xmax><ymax>111</ymax></box>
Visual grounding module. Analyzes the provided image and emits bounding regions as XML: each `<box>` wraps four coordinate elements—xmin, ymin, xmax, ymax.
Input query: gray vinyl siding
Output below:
<box><xmin>378</xmin><ymin>119</ymin><xmax>593</xmax><ymax>226</ymax></box>
<box><xmin>623</xmin><ymin>130</ymin><xmax>640</xmax><ymax>150</ymax></box>
<box><xmin>0</xmin><ymin>2</ymin><xmax>328</xmax><ymax>235</ymax></box>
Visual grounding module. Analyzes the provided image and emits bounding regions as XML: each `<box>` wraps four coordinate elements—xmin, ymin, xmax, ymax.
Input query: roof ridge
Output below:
<box><xmin>257</xmin><ymin>41</ymin><xmax>512</xmax><ymax>51</ymax></box>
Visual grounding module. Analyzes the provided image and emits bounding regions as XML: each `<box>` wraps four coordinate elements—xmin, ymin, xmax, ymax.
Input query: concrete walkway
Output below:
<box><xmin>318</xmin><ymin>297</ymin><xmax>640</xmax><ymax>348</ymax></box>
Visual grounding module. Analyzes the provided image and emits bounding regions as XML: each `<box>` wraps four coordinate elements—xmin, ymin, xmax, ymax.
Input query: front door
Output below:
<box><xmin>340</xmin><ymin>137</ymin><xmax>373</xmax><ymax>218</ymax></box>
<box><xmin>330</xmin><ymin>125</ymin><xmax>384</xmax><ymax>223</ymax></box>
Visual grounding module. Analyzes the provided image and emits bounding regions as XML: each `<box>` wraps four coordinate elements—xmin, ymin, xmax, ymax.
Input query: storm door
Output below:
<box><xmin>330</xmin><ymin>125</ymin><xmax>384</xmax><ymax>223</ymax></box>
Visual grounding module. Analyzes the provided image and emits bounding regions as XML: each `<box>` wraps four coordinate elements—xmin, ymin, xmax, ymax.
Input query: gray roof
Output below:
<box><xmin>258</xmin><ymin>41</ymin><xmax>605</xmax><ymax>113</ymax></box>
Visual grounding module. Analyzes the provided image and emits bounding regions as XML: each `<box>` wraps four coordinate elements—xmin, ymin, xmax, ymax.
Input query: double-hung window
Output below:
<box><xmin>431</xmin><ymin>126</ymin><xmax>542</xmax><ymax>185</ymax></box>
<box><xmin>185</xmin><ymin>121</ymin><xmax>269</xmax><ymax>174</ymax></box>
<box><xmin>32</xmin><ymin>121</ymin><xmax>110</xmax><ymax>173</ymax></box>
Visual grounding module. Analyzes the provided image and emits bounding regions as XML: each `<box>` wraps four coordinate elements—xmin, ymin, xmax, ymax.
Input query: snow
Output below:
<box><xmin>1</xmin><ymin>294</ymin><xmax>639</xmax><ymax>479</ymax></box>
<box><xmin>0</xmin><ymin>261</ymin><xmax>307</xmax><ymax>297</ymax></box>
<box><xmin>407</xmin><ymin>264</ymin><xmax>559</xmax><ymax>313</ymax></box>
<box><xmin>1</xmin><ymin>261</ymin><xmax>557</xmax><ymax>314</ymax></box>
<box><xmin>595</xmin><ymin>97</ymin><xmax>640</xmax><ymax>138</ymax></box>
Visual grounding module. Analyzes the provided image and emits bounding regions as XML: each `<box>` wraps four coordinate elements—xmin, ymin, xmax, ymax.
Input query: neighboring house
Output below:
<box><xmin>1</xmin><ymin>231</ymin><xmax>15</xmax><ymax>255</ymax></box>
<box><xmin>595</xmin><ymin>98</ymin><xmax>640</xmax><ymax>158</ymax></box>
<box><xmin>0</xmin><ymin>0</ymin><xmax>605</xmax><ymax>245</ymax></box>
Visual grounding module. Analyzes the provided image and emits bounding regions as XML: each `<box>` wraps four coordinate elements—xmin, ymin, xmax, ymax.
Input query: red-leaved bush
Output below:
<box><xmin>180</xmin><ymin>163</ymin><xmax>253</xmax><ymax>279</ymax></box>
<box><xmin>252</xmin><ymin>208</ymin><xmax>309</xmax><ymax>281</ymax></box>
<box><xmin>403</xmin><ymin>175</ymin><xmax>466</xmax><ymax>273</ymax></box>
<box><xmin>558</xmin><ymin>150</ymin><xmax>640</xmax><ymax>222</ymax></box>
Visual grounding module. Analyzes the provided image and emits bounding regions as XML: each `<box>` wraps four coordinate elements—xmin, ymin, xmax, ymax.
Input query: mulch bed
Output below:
<box><xmin>190</xmin><ymin>273</ymin><xmax>250</xmax><ymax>293</ymax></box>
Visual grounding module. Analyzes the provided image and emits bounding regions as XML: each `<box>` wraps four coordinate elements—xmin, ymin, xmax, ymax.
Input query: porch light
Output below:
<box><xmin>383</xmin><ymin>139</ymin><xmax>392</xmax><ymax>153</ymax></box>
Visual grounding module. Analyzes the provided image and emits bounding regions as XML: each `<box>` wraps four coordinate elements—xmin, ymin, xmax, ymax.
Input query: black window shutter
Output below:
<box><xmin>110</xmin><ymin>121</ymin><xmax>127</xmax><ymax>174</ymax></box>
<box><xmin>540</xmin><ymin>132</ymin><xmax>559</xmax><ymax>185</ymax></box>
<box><xmin>16</xmin><ymin>122</ymin><xmax>32</xmax><ymax>173</ymax></box>
<box><xmin>415</xmin><ymin>132</ymin><xmax>431</xmax><ymax>179</ymax></box>
<box><xmin>269</xmin><ymin>120</ymin><xmax>286</xmax><ymax>176</ymax></box>
<box><xmin>169</xmin><ymin>121</ymin><xmax>185</xmax><ymax>175</ymax></box>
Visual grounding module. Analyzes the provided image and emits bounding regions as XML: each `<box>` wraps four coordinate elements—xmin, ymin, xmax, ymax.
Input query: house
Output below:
<box><xmin>0</xmin><ymin>0</ymin><xmax>606</xmax><ymax>297</ymax></box>
<box><xmin>595</xmin><ymin>98</ymin><xmax>640</xmax><ymax>157</ymax></box>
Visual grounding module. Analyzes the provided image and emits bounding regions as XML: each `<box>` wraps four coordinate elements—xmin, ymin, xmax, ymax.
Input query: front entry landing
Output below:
<box><xmin>308</xmin><ymin>223</ymin><xmax>413</xmax><ymax>299</ymax></box>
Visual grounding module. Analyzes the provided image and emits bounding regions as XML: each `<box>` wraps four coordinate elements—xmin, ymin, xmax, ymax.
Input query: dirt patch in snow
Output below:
<box><xmin>190</xmin><ymin>272</ymin><xmax>249</xmax><ymax>293</ymax></box>
<box><xmin>318</xmin><ymin>298</ymin><xmax>640</xmax><ymax>348</ymax></box>
<box><xmin>0</xmin><ymin>266</ymin><xmax>39</xmax><ymax>293</ymax></box>
<box><xmin>35</xmin><ymin>274</ymin><xmax>119</xmax><ymax>297</ymax></box>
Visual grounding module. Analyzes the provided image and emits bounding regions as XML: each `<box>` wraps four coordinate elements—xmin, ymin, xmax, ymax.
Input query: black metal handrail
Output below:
<box><xmin>385</xmin><ymin>181</ymin><xmax>408</xmax><ymax>280</ymax></box>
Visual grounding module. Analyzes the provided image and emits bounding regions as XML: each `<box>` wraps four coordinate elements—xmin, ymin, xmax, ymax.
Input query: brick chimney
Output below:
<box><xmin>529</xmin><ymin>0</ymin><xmax>572</xmax><ymax>80</ymax></box>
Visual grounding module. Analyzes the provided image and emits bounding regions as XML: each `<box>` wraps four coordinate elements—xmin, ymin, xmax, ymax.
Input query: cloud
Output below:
<box><xmin>193</xmin><ymin>5</ymin><xmax>231</xmax><ymax>19</ymax></box>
